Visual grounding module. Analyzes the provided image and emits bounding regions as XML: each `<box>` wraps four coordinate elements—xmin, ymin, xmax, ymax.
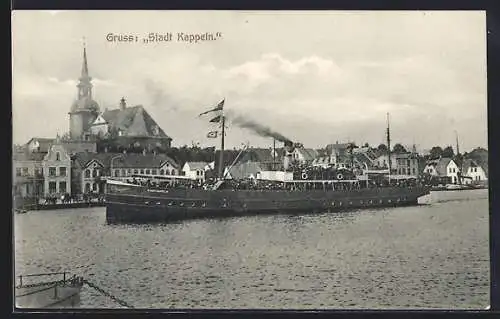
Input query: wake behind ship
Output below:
<box><xmin>105</xmin><ymin>104</ymin><xmax>430</xmax><ymax>224</ymax></box>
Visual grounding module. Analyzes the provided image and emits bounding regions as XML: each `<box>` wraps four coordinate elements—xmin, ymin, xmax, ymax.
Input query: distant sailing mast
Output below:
<box><xmin>386</xmin><ymin>113</ymin><xmax>392</xmax><ymax>183</ymax></box>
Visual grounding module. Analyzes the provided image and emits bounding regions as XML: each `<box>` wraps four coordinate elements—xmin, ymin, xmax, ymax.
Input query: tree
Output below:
<box><xmin>429</xmin><ymin>146</ymin><xmax>443</xmax><ymax>159</ymax></box>
<box><xmin>392</xmin><ymin>143</ymin><xmax>407</xmax><ymax>154</ymax></box>
<box><xmin>363</xmin><ymin>142</ymin><xmax>370</xmax><ymax>148</ymax></box>
<box><xmin>377</xmin><ymin>144</ymin><xmax>388</xmax><ymax>154</ymax></box>
<box><xmin>442</xmin><ymin>146</ymin><xmax>455</xmax><ymax>158</ymax></box>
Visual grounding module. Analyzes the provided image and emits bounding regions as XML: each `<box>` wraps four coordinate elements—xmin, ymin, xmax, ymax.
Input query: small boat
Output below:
<box><xmin>15</xmin><ymin>209</ymin><xmax>27</xmax><ymax>214</ymax></box>
<box><xmin>15</xmin><ymin>272</ymin><xmax>84</xmax><ymax>308</ymax></box>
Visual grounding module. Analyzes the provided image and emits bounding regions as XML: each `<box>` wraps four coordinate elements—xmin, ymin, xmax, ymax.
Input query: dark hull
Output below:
<box><xmin>106</xmin><ymin>186</ymin><xmax>430</xmax><ymax>224</ymax></box>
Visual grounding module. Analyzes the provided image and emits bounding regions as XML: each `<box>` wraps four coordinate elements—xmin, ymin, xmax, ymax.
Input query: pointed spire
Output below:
<box><xmin>81</xmin><ymin>37</ymin><xmax>90</xmax><ymax>80</ymax></box>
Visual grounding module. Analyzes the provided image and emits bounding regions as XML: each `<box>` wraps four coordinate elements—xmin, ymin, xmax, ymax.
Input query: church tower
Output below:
<box><xmin>69</xmin><ymin>41</ymin><xmax>100</xmax><ymax>140</ymax></box>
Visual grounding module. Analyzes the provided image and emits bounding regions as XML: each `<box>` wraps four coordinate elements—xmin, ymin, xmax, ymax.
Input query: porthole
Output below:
<box><xmin>168</xmin><ymin>202</ymin><xmax>173</xmax><ymax>206</ymax></box>
<box><xmin>349</xmin><ymin>201</ymin><xmax>353</xmax><ymax>205</ymax></box>
<box><xmin>379</xmin><ymin>199</ymin><xmax>383</xmax><ymax>204</ymax></box>
<box><xmin>369</xmin><ymin>200</ymin><xmax>373</xmax><ymax>204</ymax></box>
<box><xmin>156</xmin><ymin>201</ymin><xmax>161</xmax><ymax>205</ymax></box>
<box><xmin>180</xmin><ymin>202</ymin><xmax>184</xmax><ymax>207</ymax></box>
<box><xmin>388</xmin><ymin>199</ymin><xmax>392</xmax><ymax>203</ymax></box>
<box><xmin>332</xmin><ymin>202</ymin><xmax>335</xmax><ymax>206</ymax></box>
<box><xmin>191</xmin><ymin>202</ymin><xmax>196</xmax><ymax>207</ymax></box>
<box><xmin>202</xmin><ymin>202</ymin><xmax>206</xmax><ymax>208</ymax></box>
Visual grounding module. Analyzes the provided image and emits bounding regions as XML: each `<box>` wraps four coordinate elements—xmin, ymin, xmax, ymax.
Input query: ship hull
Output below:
<box><xmin>105</xmin><ymin>186</ymin><xmax>429</xmax><ymax>224</ymax></box>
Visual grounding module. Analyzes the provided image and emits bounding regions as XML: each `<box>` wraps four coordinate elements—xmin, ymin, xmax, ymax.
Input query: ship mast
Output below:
<box><xmin>386</xmin><ymin>113</ymin><xmax>391</xmax><ymax>184</ymax></box>
<box><xmin>218</xmin><ymin>107</ymin><xmax>226</xmax><ymax>180</ymax></box>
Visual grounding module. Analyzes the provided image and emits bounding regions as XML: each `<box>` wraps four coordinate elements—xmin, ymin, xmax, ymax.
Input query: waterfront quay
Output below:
<box><xmin>15</xmin><ymin>189</ymin><xmax>489</xmax><ymax>309</ymax></box>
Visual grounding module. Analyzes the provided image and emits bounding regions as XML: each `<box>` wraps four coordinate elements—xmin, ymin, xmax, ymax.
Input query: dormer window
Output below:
<box><xmin>56</xmin><ymin>152</ymin><xmax>60</xmax><ymax>161</ymax></box>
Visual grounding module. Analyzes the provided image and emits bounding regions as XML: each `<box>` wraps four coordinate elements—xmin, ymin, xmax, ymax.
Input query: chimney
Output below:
<box><xmin>120</xmin><ymin>97</ymin><xmax>126</xmax><ymax>110</ymax></box>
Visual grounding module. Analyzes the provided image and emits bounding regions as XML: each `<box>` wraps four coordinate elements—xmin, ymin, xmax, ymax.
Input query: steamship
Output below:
<box><xmin>105</xmin><ymin>105</ymin><xmax>430</xmax><ymax>224</ymax></box>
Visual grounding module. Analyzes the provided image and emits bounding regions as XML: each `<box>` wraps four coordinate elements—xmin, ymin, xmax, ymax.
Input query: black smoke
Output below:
<box><xmin>227</xmin><ymin>112</ymin><xmax>292</xmax><ymax>143</ymax></box>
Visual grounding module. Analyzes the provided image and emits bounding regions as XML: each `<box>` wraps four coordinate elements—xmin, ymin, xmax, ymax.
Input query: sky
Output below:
<box><xmin>12</xmin><ymin>10</ymin><xmax>487</xmax><ymax>153</ymax></box>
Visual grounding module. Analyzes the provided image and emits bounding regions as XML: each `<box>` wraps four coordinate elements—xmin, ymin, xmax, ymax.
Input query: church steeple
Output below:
<box><xmin>77</xmin><ymin>39</ymin><xmax>93</xmax><ymax>100</ymax></box>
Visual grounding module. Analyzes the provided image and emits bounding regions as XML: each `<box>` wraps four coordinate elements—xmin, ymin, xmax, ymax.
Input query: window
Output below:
<box><xmin>22</xmin><ymin>167</ymin><xmax>29</xmax><ymax>176</ymax></box>
<box><xmin>85</xmin><ymin>183</ymin><xmax>90</xmax><ymax>193</ymax></box>
<box><xmin>92</xmin><ymin>169</ymin><xmax>98</xmax><ymax>178</ymax></box>
<box><xmin>134</xmin><ymin>169</ymin><xmax>138</xmax><ymax>174</ymax></box>
<box><xmin>49</xmin><ymin>181</ymin><xmax>57</xmax><ymax>193</ymax></box>
<box><xmin>128</xmin><ymin>169</ymin><xmax>131</xmax><ymax>174</ymax></box>
<box><xmin>140</xmin><ymin>169</ymin><xmax>145</xmax><ymax>174</ymax></box>
<box><xmin>171</xmin><ymin>169</ymin><xmax>175</xmax><ymax>175</ymax></box>
<box><xmin>59</xmin><ymin>181</ymin><xmax>67</xmax><ymax>193</ymax></box>
<box><xmin>85</xmin><ymin>169</ymin><xmax>90</xmax><ymax>178</ymax></box>
<box><xmin>146</xmin><ymin>169</ymin><xmax>150</xmax><ymax>174</ymax></box>
<box><xmin>114</xmin><ymin>169</ymin><xmax>120</xmax><ymax>177</ymax></box>
<box><xmin>122</xmin><ymin>169</ymin><xmax>126</xmax><ymax>176</ymax></box>
<box><xmin>407</xmin><ymin>160</ymin><xmax>411</xmax><ymax>167</ymax></box>
<box><xmin>196</xmin><ymin>170</ymin><xmax>200</xmax><ymax>176</ymax></box>
<box><xmin>56</xmin><ymin>152</ymin><xmax>60</xmax><ymax>161</ymax></box>
<box><xmin>152</xmin><ymin>169</ymin><xmax>157</xmax><ymax>175</ymax></box>
<box><xmin>49</xmin><ymin>167</ymin><xmax>56</xmax><ymax>177</ymax></box>
<box><xmin>16</xmin><ymin>168</ymin><xmax>21</xmax><ymax>176</ymax></box>
<box><xmin>59</xmin><ymin>167</ymin><xmax>67</xmax><ymax>177</ymax></box>
<box><xmin>412</xmin><ymin>168</ymin><xmax>416</xmax><ymax>175</ymax></box>
<box><xmin>160</xmin><ymin>169</ymin><xmax>164</xmax><ymax>175</ymax></box>
<box><xmin>92</xmin><ymin>183</ymin><xmax>97</xmax><ymax>191</ymax></box>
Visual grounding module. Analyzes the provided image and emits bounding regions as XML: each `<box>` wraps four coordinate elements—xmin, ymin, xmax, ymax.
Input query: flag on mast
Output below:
<box><xmin>209</xmin><ymin>115</ymin><xmax>223</xmax><ymax>123</ymax></box>
<box><xmin>207</xmin><ymin>131</ymin><xmax>218</xmax><ymax>138</ymax></box>
<box><xmin>199</xmin><ymin>99</ymin><xmax>225</xmax><ymax>116</ymax></box>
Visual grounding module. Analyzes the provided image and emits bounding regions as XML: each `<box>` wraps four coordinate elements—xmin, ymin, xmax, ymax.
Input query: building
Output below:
<box><xmin>42</xmin><ymin>137</ymin><xmax>72</xmax><ymax>196</ymax></box>
<box><xmin>67</xmin><ymin>44</ymin><xmax>172</xmax><ymax>152</ymax></box>
<box><xmin>72</xmin><ymin>152</ymin><xmax>179</xmax><ymax>194</ymax></box>
<box><xmin>423</xmin><ymin>157</ymin><xmax>461</xmax><ymax>184</ymax></box>
<box><xmin>291</xmin><ymin>147</ymin><xmax>319</xmax><ymax>164</ymax></box>
<box><xmin>69</xmin><ymin>44</ymin><xmax>100</xmax><ymax>141</ymax></box>
<box><xmin>461</xmin><ymin>159</ymin><xmax>488</xmax><ymax>185</ymax></box>
<box><xmin>89</xmin><ymin>97</ymin><xmax>172</xmax><ymax>151</ymax></box>
<box><xmin>375</xmin><ymin>152</ymin><xmax>420</xmax><ymax>177</ymax></box>
<box><xmin>182</xmin><ymin>162</ymin><xmax>210</xmax><ymax>182</ymax></box>
<box><xmin>12</xmin><ymin>149</ymin><xmax>45</xmax><ymax>200</ymax></box>
<box><xmin>26</xmin><ymin>137</ymin><xmax>55</xmax><ymax>153</ymax></box>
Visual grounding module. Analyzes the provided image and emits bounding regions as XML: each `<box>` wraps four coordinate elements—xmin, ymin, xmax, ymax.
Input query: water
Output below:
<box><xmin>14</xmin><ymin>189</ymin><xmax>489</xmax><ymax>309</ymax></box>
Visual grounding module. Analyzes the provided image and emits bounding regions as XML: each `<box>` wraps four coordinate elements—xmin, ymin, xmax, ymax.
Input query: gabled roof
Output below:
<box><xmin>73</xmin><ymin>152</ymin><xmax>179</xmax><ymax>169</ymax></box>
<box><xmin>184</xmin><ymin>161</ymin><xmax>210</xmax><ymax>170</ymax></box>
<box><xmin>296</xmin><ymin>148</ymin><xmax>319</xmax><ymax>161</ymax></box>
<box><xmin>25</xmin><ymin>137</ymin><xmax>56</xmax><ymax>153</ymax></box>
<box><xmin>326</xmin><ymin>143</ymin><xmax>351</xmax><ymax>154</ymax></box>
<box><xmin>426</xmin><ymin>157</ymin><xmax>452</xmax><ymax>175</ymax></box>
<box><xmin>227</xmin><ymin>161</ymin><xmax>263</xmax><ymax>180</ymax></box>
<box><xmin>462</xmin><ymin>159</ymin><xmax>478</xmax><ymax>174</ymax></box>
<box><xmin>100</xmin><ymin>106</ymin><xmax>171</xmax><ymax>140</ymax></box>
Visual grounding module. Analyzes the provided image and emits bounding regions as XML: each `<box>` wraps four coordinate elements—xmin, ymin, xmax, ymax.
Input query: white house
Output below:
<box><xmin>423</xmin><ymin>157</ymin><xmax>461</xmax><ymax>184</ymax></box>
<box><xmin>461</xmin><ymin>159</ymin><xmax>488</xmax><ymax>185</ymax></box>
<box><xmin>182</xmin><ymin>162</ymin><xmax>210</xmax><ymax>182</ymax></box>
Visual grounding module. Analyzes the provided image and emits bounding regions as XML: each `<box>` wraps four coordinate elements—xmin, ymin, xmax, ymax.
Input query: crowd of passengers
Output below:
<box><xmin>125</xmin><ymin>176</ymin><xmax>421</xmax><ymax>191</ymax></box>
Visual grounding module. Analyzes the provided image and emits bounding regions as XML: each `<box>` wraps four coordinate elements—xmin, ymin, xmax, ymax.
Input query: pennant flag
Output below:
<box><xmin>207</xmin><ymin>131</ymin><xmax>218</xmax><ymax>138</ymax></box>
<box><xmin>199</xmin><ymin>99</ymin><xmax>225</xmax><ymax>116</ymax></box>
<box><xmin>209</xmin><ymin>115</ymin><xmax>223</xmax><ymax>123</ymax></box>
